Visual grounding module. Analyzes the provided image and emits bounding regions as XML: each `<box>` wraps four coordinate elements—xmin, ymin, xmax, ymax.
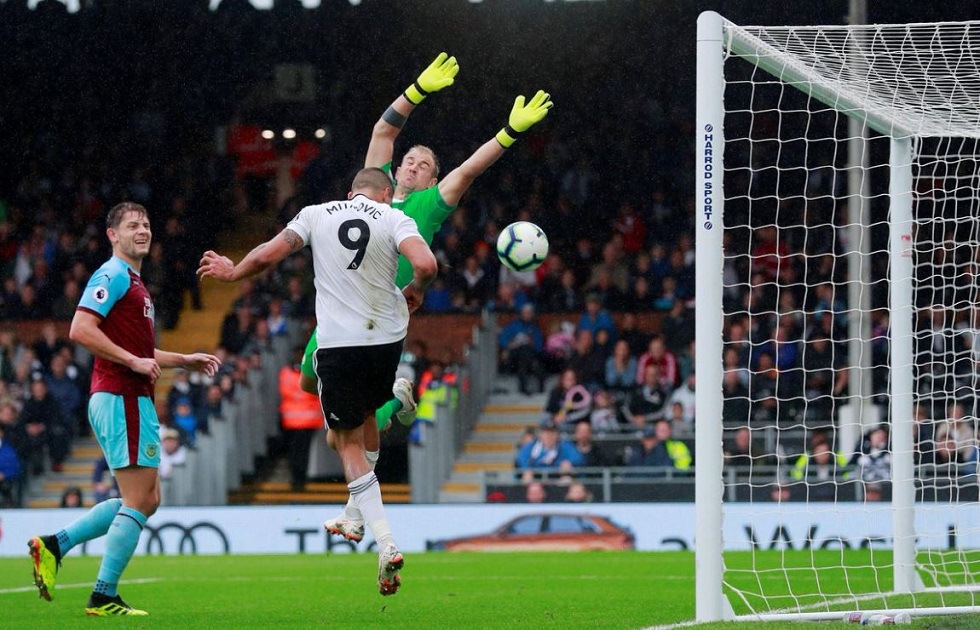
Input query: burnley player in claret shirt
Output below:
<box><xmin>28</xmin><ymin>202</ymin><xmax>220</xmax><ymax>617</ymax></box>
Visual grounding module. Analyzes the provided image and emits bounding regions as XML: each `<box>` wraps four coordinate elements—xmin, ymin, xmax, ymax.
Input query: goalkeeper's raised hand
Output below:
<box><xmin>495</xmin><ymin>90</ymin><xmax>554</xmax><ymax>148</ymax></box>
<box><xmin>404</xmin><ymin>52</ymin><xmax>460</xmax><ymax>105</ymax></box>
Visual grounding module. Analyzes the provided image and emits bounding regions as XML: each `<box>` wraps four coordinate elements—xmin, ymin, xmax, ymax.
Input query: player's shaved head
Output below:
<box><xmin>351</xmin><ymin>167</ymin><xmax>394</xmax><ymax>196</ymax></box>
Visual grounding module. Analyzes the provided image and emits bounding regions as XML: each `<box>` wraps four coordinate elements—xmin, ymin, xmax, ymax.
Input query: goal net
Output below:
<box><xmin>695</xmin><ymin>12</ymin><xmax>980</xmax><ymax>622</ymax></box>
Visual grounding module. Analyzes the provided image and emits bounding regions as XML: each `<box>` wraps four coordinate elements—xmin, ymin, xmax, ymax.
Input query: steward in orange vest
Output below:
<box><xmin>279</xmin><ymin>350</ymin><xmax>323</xmax><ymax>489</ymax></box>
<box><xmin>279</xmin><ymin>364</ymin><xmax>323</xmax><ymax>430</ymax></box>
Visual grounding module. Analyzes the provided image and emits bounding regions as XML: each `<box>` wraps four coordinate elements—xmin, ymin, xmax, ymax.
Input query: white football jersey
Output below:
<box><xmin>287</xmin><ymin>194</ymin><xmax>422</xmax><ymax>348</ymax></box>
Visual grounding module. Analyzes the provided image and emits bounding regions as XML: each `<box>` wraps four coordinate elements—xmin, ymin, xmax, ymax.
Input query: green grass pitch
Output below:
<box><xmin>1</xmin><ymin>551</ymin><xmax>977</xmax><ymax>629</ymax></box>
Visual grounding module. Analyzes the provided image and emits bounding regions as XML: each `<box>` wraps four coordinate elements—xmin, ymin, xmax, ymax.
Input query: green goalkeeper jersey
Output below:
<box><xmin>300</xmin><ymin>163</ymin><xmax>455</xmax><ymax>379</ymax></box>
<box><xmin>385</xmin><ymin>164</ymin><xmax>455</xmax><ymax>289</ymax></box>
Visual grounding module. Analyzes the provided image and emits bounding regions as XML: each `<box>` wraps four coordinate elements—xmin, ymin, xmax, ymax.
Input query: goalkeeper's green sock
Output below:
<box><xmin>375</xmin><ymin>398</ymin><xmax>402</xmax><ymax>431</ymax></box>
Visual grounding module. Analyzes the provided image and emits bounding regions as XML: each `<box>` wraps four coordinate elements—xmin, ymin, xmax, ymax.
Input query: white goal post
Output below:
<box><xmin>696</xmin><ymin>11</ymin><xmax>980</xmax><ymax>622</ymax></box>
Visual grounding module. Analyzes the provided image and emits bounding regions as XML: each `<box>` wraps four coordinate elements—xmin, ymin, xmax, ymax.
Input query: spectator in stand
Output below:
<box><xmin>61</xmin><ymin>486</ymin><xmax>83</xmax><ymax>508</ymax></box>
<box><xmin>540</xmin><ymin>268</ymin><xmax>582</xmax><ymax>314</ymax></box>
<box><xmin>283</xmin><ymin>275</ymin><xmax>315</xmax><ymax>319</ymax></box>
<box><xmin>587</xmin><ymin>268</ymin><xmax>627</xmax><ymax>312</ymax></box>
<box><xmin>91</xmin><ymin>456</ymin><xmax>119</xmax><ymax>504</ymax></box>
<box><xmin>20</xmin><ymin>377</ymin><xmax>71</xmax><ymax>473</ymax></box>
<box><xmin>564</xmin><ymin>329</ymin><xmax>606</xmax><ymax>392</ymax></box>
<box><xmin>660</xmin><ymin>300</ymin><xmax>696</xmax><ymax>356</ymax></box>
<box><xmin>489</xmin><ymin>280</ymin><xmax>526</xmax><ymax>313</ymax></box>
<box><xmin>0</xmin><ymin>277</ymin><xmax>21</xmax><ymax>320</ymax></box>
<box><xmin>813</xmin><ymin>281</ymin><xmax>848</xmax><ymax>333</ymax></box>
<box><xmin>167</xmin><ymin>368</ymin><xmax>201</xmax><ymax>420</ymax></box>
<box><xmin>498</xmin><ymin>303</ymin><xmax>547</xmax><ymax>395</ymax></box>
<box><xmin>748</xmin><ymin>352</ymin><xmax>779</xmax><ymax>426</ymax></box>
<box><xmin>515</xmin><ymin>419</ymin><xmax>584</xmax><ymax>483</ymax></box>
<box><xmin>618</xmin><ymin>312</ymin><xmax>651</xmax><ymax>358</ymax></box>
<box><xmin>750</xmin><ymin>225</ymin><xmax>788</xmax><ymax>282</ymax></box>
<box><xmin>51</xmin><ymin>278</ymin><xmax>82</xmax><ymax>321</ymax></box>
<box><xmin>589</xmin><ymin>388</ymin><xmax>623</xmax><ymax>434</ymax></box>
<box><xmin>652</xmin><ymin>276</ymin><xmax>678</xmax><ymax>311</ymax></box>
<box><xmin>525</xmin><ymin>480</ymin><xmax>549</xmax><ymax>503</ymax></box>
<box><xmin>543</xmin><ymin>320</ymin><xmax>575</xmax><ymax>373</ymax></box>
<box><xmin>605</xmin><ymin>339</ymin><xmax>637</xmax><ymax>402</ymax></box>
<box><xmin>544</xmin><ymin>368</ymin><xmax>593</xmax><ymax>431</ymax></box>
<box><xmin>242</xmin><ymin>318</ymin><xmax>275</xmax><ymax>358</ymax></box>
<box><xmin>422</xmin><ymin>276</ymin><xmax>453</xmax><ymax>312</ymax></box>
<box><xmin>790</xmin><ymin>431</ymin><xmax>848</xmax><ymax>500</ymax></box>
<box><xmin>676</xmin><ymin>339</ymin><xmax>696</xmax><ymax>384</ymax></box>
<box><xmin>647</xmin><ymin>242</ymin><xmax>672</xmax><ymax>286</ymax></box>
<box><xmin>588</xmin><ymin>241</ymin><xmax>629</xmax><ymax>295</ymax></box>
<box><xmin>726</xmin><ymin>318</ymin><xmax>753</xmax><ymax>369</ymax></box>
<box><xmin>722</xmin><ymin>368</ymin><xmax>752</xmax><ymax>428</ymax></box>
<box><xmin>171</xmin><ymin>398</ymin><xmax>199</xmax><ymax>447</ymax></box>
<box><xmin>627</xmin><ymin>420</ymin><xmax>691</xmax><ymax>474</ymax></box>
<box><xmin>913</xmin><ymin>402</ymin><xmax>936</xmax><ymax>468</ymax></box>
<box><xmin>0</xmin><ymin>327</ymin><xmax>25</xmax><ymax>382</ymax></box>
<box><xmin>563</xmin><ymin>482</ymin><xmax>593</xmax><ymax>503</ymax></box>
<box><xmin>851</xmin><ymin>425</ymin><xmax>891</xmax><ymax>500</ymax></box>
<box><xmin>265</xmin><ymin>296</ymin><xmax>291</xmax><ymax>338</ymax></box>
<box><xmin>460</xmin><ymin>255</ymin><xmax>492</xmax><ymax>305</ymax></box>
<box><xmin>571</xmin><ymin>421</ymin><xmax>612</xmax><ymax>468</ymax></box>
<box><xmin>626</xmin><ymin>363</ymin><xmax>672</xmax><ymax>429</ymax></box>
<box><xmin>33</xmin><ymin>322</ymin><xmax>67</xmax><ymax>371</ymax></box>
<box><xmin>624</xmin><ymin>275</ymin><xmax>654</xmax><ymax>312</ymax></box>
<box><xmin>158</xmin><ymin>427</ymin><xmax>188</xmax><ymax>480</ymax></box>
<box><xmin>666</xmin><ymin>248</ymin><xmax>695</xmax><ymax>302</ymax></box>
<box><xmin>724</xmin><ymin>426</ymin><xmax>773</xmax><ymax>470</ymax></box>
<box><xmin>220</xmin><ymin>305</ymin><xmax>255</xmax><ymax>355</ymax></box>
<box><xmin>931</xmin><ymin>425</ymin><xmax>962</xmax><ymax>476</ymax></box>
<box><xmin>668</xmin><ymin>371</ymin><xmax>697</xmax><ymax>430</ymax></box>
<box><xmin>567</xmin><ymin>238</ymin><xmax>596</xmax><ymax>290</ymax></box>
<box><xmin>593</xmin><ymin>328</ymin><xmax>614</xmax><ymax>361</ymax></box>
<box><xmin>160</xmin><ymin>214</ymin><xmax>202</xmax><ymax>312</ymax></box>
<box><xmin>0</xmin><ymin>421</ymin><xmax>22</xmax><ymax>507</ymax></box>
<box><xmin>577</xmin><ymin>293</ymin><xmax>617</xmax><ymax>344</ymax></box>
<box><xmin>943</xmin><ymin>401</ymin><xmax>978</xmax><ymax>464</ymax></box>
<box><xmin>200</xmin><ymin>383</ymin><xmax>224</xmax><ymax>424</ymax></box>
<box><xmin>0</xmin><ymin>398</ymin><xmax>27</xmax><ymax>462</ymax></box>
<box><xmin>635</xmin><ymin>334</ymin><xmax>678</xmax><ymax>389</ymax></box>
<box><xmin>802</xmin><ymin>333</ymin><xmax>840</xmax><ymax>425</ymax></box>
<box><xmin>45</xmin><ymin>354</ymin><xmax>84</xmax><ymax>441</ymax></box>
<box><xmin>612</xmin><ymin>200</ymin><xmax>647</xmax><ymax>256</ymax></box>
<box><xmin>142</xmin><ymin>242</ymin><xmax>178</xmax><ymax>329</ymax></box>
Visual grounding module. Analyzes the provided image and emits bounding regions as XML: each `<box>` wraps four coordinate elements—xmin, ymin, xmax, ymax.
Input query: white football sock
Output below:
<box><xmin>348</xmin><ymin>471</ymin><xmax>393</xmax><ymax>547</ymax></box>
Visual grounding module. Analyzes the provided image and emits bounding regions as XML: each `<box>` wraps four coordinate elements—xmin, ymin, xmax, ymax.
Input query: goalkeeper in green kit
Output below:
<box><xmin>307</xmin><ymin>53</ymin><xmax>553</xmax><ymax>543</ymax></box>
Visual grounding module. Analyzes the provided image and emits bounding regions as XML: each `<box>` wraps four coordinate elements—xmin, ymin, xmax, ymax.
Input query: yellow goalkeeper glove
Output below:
<box><xmin>495</xmin><ymin>90</ymin><xmax>554</xmax><ymax>148</ymax></box>
<box><xmin>404</xmin><ymin>52</ymin><xmax>460</xmax><ymax>105</ymax></box>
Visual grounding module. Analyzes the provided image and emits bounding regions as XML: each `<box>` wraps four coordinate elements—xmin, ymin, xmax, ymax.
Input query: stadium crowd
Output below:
<box><xmin>1</xmin><ymin>1</ymin><xmax>977</xmax><ymax>507</ymax></box>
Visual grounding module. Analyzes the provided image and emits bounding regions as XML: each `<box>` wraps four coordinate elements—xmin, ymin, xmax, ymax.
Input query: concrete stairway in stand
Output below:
<box><xmin>154</xmin><ymin>214</ymin><xmax>273</xmax><ymax>413</ymax></box>
<box><xmin>438</xmin><ymin>380</ymin><xmax>547</xmax><ymax>503</ymax></box>
<box><xmin>25</xmin><ymin>436</ymin><xmax>104</xmax><ymax>508</ymax></box>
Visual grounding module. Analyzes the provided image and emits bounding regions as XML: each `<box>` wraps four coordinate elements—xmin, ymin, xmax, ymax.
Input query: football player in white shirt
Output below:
<box><xmin>198</xmin><ymin>167</ymin><xmax>437</xmax><ymax>597</ymax></box>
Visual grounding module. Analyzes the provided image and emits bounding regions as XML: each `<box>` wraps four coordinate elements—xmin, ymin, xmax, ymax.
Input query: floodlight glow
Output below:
<box><xmin>261</xmin><ymin>130</ymin><xmax>275</xmax><ymax>140</ymax></box>
<box><xmin>283</xmin><ymin>129</ymin><xmax>297</xmax><ymax>139</ymax></box>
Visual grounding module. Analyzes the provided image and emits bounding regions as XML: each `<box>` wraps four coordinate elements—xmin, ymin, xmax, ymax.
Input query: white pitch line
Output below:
<box><xmin>0</xmin><ymin>577</ymin><xmax>160</xmax><ymax>596</ymax></box>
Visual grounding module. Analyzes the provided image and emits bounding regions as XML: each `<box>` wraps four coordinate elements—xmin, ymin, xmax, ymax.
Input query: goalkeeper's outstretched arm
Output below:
<box><xmin>437</xmin><ymin>89</ymin><xmax>554</xmax><ymax>208</ymax></box>
<box><xmin>364</xmin><ymin>52</ymin><xmax>459</xmax><ymax>169</ymax></box>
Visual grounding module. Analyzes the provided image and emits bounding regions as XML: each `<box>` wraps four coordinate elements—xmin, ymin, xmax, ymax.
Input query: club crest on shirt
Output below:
<box><xmin>93</xmin><ymin>286</ymin><xmax>109</xmax><ymax>304</ymax></box>
<box><xmin>143</xmin><ymin>296</ymin><xmax>154</xmax><ymax>320</ymax></box>
<box><xmin>146</xmin><ymin>444</ymin><xmax>157</xmax><ymax>458</ymax></box>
